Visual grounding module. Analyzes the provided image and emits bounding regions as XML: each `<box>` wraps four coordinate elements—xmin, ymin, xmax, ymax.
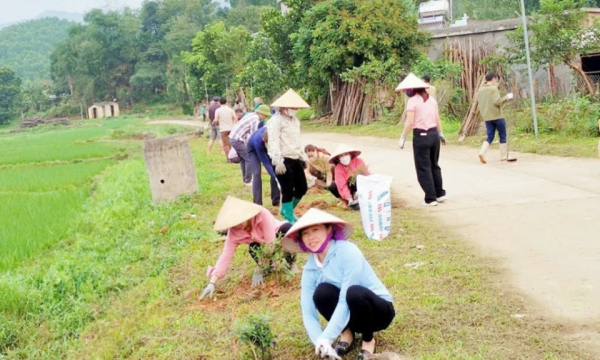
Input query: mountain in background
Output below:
<box><xmin>0</xmin><ymin>17</ymin><xmax>74</xmax><ymax>83</ymax></box>
<box><xmin>35</xmin><ymin>10</ymin><xmax>84</xmax><ymax>23</ymax></box>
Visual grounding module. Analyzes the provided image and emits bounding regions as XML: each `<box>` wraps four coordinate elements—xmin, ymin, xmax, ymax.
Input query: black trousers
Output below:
<box><xmin>412</xmin><ymin>128</ymin><xmax>446</xmax><ymax>204</ymax></box>
<box><xmin>276</xmin><ymin>158</ymin><xmax>307</xmax><ymax>203</ymax></box>
<box><xmin>328</xmin><ymin>179</ymin><xmax>357</xmax><ymax>200</ymax></box>
<box><xmin>313</xmin><ymin>283</ymin><xmax>395</xmax><ymax>342</ymax></box>
<box><xmin>248</xmin><ymin>222</ymin><xmax>296</xmax><ymax>264</ymax></box>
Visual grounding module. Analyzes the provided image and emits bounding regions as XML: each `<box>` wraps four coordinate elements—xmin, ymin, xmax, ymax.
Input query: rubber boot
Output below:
<box><xmin>479</xmin><ymin>141</ymin><xmax>490</xmax><ymax>164</ymax></box>
<box><xmin>292</xmin><ymin>197</ymin><xmax>300</xmax><ymax>209</ymax></box>
<box><xmin>499</xmin><ymin>143</ymin><xmax>508</xmax><ymax>161</ymax></box>
<box><xmin>281</xmin><ymin>202</ymin><xmax>297</xmax><ymax>224</ymax></box>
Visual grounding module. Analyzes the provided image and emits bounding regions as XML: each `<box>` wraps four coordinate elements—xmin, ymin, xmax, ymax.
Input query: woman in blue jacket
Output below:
<box><xmin>247</xmin><ymin>126</ymin><xmax>281</xmax><ymax>206</ymax></box>
<box><xmin>281</xmin><ymin>209</ymin><xmax>395</xmax><ymax>360</ymax></box>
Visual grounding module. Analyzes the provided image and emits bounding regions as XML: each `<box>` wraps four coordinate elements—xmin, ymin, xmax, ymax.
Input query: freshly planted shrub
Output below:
<box><xmin>233</xmin><ymin>313</ymin><xmax>275</xmax><ymax>360</ymax></box>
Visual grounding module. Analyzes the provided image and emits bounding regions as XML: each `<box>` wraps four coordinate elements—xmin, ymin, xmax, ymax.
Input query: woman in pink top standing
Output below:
<box><xmin>199</xmin><ymin>196</ymin><xmax>298</xmax><ymax>300</ymax></box>
<box><xmin>397</xmin><ymin>73</ymin><xmax>447</xmax><ymax>207</ymax></box>
<box><xmin>328</xmin><ymin>144</ymin><xmax>370</xmax><ymax>210</ymax></box>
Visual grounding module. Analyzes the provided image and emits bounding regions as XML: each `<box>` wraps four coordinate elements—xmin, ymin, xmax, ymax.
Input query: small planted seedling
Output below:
<box><xmin>233</xmin><ymin>313</ymin><xmax>276</xmax><ymax>360</ymax></box>
<box><xmin>252</xmin><ymin>237</ymin><xmax>294</xmax><ymax>284</ymax></box>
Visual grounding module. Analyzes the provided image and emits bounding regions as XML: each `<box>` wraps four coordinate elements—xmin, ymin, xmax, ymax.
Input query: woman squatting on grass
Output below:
<box><xmin>199</xmin><ymin>196</ymin><xmax>299</xmax><ymax>300</ymax></box>
<box><xmin>282</xmin><ymin>209</ymin><xmax>395</xmax><ymax>360</ymax></box>
<box><xmin>327</xmin><ymin>144</ymin><xmax>370</xmax><ymax>211</ymax></box>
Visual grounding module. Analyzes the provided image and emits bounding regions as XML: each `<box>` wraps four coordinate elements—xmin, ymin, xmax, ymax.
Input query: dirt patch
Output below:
<box><xmin>295</xmin><ymin>200</ymin><xmax>337</xmax><ymax>216</ymax></box>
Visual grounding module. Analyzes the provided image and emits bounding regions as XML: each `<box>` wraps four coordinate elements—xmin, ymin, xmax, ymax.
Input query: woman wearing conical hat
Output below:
<box><xmin>266</xmin><ymin>89</ymin><xmax>311</xmax><ymax>224</ymax></box>
<box><xmin>396</xmin><ymin>73</ymin><xmax>447</xmax><ymax>207</ymax></box>
<box><xmin>328</xmin><ymin>144</ymin><xmax>370</xmax><ymax>210</ymax></box>
<box><xmin>199</xmin><ymin>196</ymin><xmax>299</xmax><ymax>300</ymax></box>
<box><xmin>282</xmin><ymin>209</ymin><xmax>395</xmax><ymax>360</ymax></box>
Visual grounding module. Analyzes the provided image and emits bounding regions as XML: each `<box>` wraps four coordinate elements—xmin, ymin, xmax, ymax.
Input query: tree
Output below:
<box><xmin>507</xmin><ymin>0</ymin><xmax>600</xmax><ymax>96</ymax></box>
<box><xmin>0</xmin><ymin>67</ymin><xmax>22</xmax><ymax>124</ymax></box>
<box><xmin>295</xmin><ymin>0</ymin><xmax>428</xmax><ymax>122</ymax></box>
<box><xmin>226</xmin><ymin>5</ymin><xmax>272</xmax><ymax>34</ymax></box>
<box><xmin>184</xmin><ymin>21</ymin><xmax>251</xmax><ymax>97</ymax></box>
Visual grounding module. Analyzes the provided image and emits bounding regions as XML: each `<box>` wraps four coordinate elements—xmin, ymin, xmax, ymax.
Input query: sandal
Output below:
<box><xmin>335</xmin><ymin>332</ymin><xmax>356</xmax><ymax>356</ymax></box>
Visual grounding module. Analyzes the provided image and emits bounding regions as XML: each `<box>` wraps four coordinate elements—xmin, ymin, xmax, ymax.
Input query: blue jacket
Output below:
<box><xmin>301</xmin><ymin>240</ymin><xmax>393</xmax><ymax>345</ymax></box>
<box><xmin>247</xmin><ymin>126</ymin><xmax>276</xmax><ymax>179</ymax></box>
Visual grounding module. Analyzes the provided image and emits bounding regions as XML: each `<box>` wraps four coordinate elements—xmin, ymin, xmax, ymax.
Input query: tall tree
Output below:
<box><xmin>0</xmin><ymin>67</ymin><xmax>22</xmax><ymax>124</ymax></box>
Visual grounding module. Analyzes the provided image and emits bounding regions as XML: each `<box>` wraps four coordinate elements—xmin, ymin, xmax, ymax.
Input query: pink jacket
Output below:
<box><xmin>207</xmin><ymin>208</ymin><xmax>284</xmax><ymax>280</ymax></box>
<box><xmin>334</xmin><ymin>157</ymin><xmax>370</xmax><ymax>200</ymax></box>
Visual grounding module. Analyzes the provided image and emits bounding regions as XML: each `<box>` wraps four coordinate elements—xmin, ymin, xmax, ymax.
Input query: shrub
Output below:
<box><xmin>513</xmin><ymin>96</ymin><xmax>600</xmax><ymax>137</ymax></box>
<box><xmin>233</xmin><ymin>313</ymin><xmax>275</xmax><ymax>360</ymax></box>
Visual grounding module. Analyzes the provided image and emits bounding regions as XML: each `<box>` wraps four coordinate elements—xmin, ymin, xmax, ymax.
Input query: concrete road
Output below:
<box><xmin>307</xmin><ymin>132</ymin><xmax>600</xmax><ymax>326</ymax></box>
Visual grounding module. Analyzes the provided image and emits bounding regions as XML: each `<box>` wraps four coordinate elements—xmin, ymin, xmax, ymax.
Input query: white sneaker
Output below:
<box><xmin>244</xmin><ymin>182</ymin><xmax>252</xmax><ymax>187</ymax></box>
<box><xmin>436</xmin><ymin>196</ymin><xmax>447</xmax><ymax>203</ymax></box>
<box><xmin>422</xmin><ymin>201</ymin><xmax>438</xmax><ymax>207</ymax></box>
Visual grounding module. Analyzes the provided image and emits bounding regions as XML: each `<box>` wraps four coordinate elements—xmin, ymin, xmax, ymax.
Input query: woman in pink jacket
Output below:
<box><xmin>328</xmin><ymin>144</ymin><xmax>370</xmax><ymax>211</ymax></box>
<box><xmin>200</xmin><ymin>196</ymin><xmax>297</xmax><ymax>300</ymax></box>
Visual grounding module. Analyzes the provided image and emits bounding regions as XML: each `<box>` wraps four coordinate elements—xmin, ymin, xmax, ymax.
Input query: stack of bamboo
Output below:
<box><xmin>330</xmin><ymin>79</ymin><xmax>375</xmax><ymax>126</ymax></box>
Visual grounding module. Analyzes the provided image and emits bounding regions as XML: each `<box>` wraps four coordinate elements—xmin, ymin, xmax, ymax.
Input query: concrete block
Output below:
<box><xmin>143</xmin><ymin>135</ymin><xmax>199</xmax><ymax>202</ymax></box>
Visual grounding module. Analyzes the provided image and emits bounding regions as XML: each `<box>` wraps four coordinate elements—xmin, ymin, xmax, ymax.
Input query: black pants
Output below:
<box><xmin>328</xmin><ymin>179</ymin><xmax>357</xmax><ymax>200</ymax></box>
<box><xmin>248</xmin><ymin>223</ymin><xmax>296</xmax><ymax>264</ymax></box>
<box><xmin>313</xmin><ymin>283</ymin><xmax>395</xmax><ymax>342</ymax></box>
<box><xmin>413</xmin><ymin>128</ymin><xmax>446</xmax><ymax>204</ymax></box>
<box><xmin>276</xmin><ymin>158</ymin><xmax>307</xmax><ymax>203</ymax></box>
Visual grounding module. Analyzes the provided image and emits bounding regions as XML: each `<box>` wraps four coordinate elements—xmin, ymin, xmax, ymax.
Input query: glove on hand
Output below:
<box><xmin>315</xmin><ymin>338</ymin><xmax>341</xmax><ymax>359</ymax></box>
<box><xmin>275</xmin><ymin>163</ymin><xmax>287</xmax><ymax>175</ymax></box>
<box><xmin>348</xmin><ymin>199</ymin><xmax>358</xmax><ymax>207</ymax></box>
<box><xmin>439</xmin><ymin>132</ymin><xmax>446</xmax><ymax>146</ymax></box>
<box><xmin>251</xmin><ymin>268</ymin><xmax>264</xmax><ymax>287</ymax></box>
<box><xmin>398</xmin><ymin>135</ymin><xmax>406</xmax><ymax>149</ymax></box>
<box><xmin>506</xmin><ymin>93</ymin><xmax>514</xmax><ymax>100</ymax></box>
<box><xmin>199</xmin><ymin>283</ymin><xmax>215</xmax><ymax>300</ymax></box>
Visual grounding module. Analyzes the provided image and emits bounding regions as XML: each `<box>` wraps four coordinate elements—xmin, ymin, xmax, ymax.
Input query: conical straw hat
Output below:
<box><xmin>271</xmin><ymin>89</ymin><xmax>311</xmax><ymax>109</ymax></box>
<box><xmin>214</xmin><ymin>196</ymin><xmax>263</xmax><ymax>231</ymax></box>
<box><xmin>395</xmin><ymin>72</ymin><xmax>431</xmax><ymax>92</ymax></box>
<box><xmin>329</xmin><ymin>144</ymin><xmax>362</xmax><ymax>164</ymax></box>
<box><xmin>281</xmin><ymin>208</ymin><xmax>353</xmax><ymax>253</ymax></box>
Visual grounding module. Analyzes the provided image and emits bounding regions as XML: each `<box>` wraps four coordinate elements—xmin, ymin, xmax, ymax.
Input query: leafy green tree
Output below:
<box><xmin>507</xmin><ymin>0</ymin><xmax>600</xmax><ymax>95</ymax></box>
<box><xmin>229</xmin><ymin>0</ymin><xmax>279</xmax><ymax>7</ymax></box>
<box><xmin>295</xmin><ymin>0</ymin><xmax>428</xmax><ymax>99</ymax></box>
<box><xmin>226</xmin><ymin>5</ymin><xmax>272</xmax><ymax>33</ymax></box>
<box><xmin>184</xmin><ymin>21</ymin><xmax>251</xmax><ymax>97</ymax></box>
<box><xmin>0</xmin><ymin>67</ymin><xmax>22</xmax><ymax>124</ymax></box>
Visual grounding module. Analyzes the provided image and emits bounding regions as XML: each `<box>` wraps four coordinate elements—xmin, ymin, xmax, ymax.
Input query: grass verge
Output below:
<box><xmin>0</xmin><ymin>135</ymin><xmax>590</xmax><ymax>359</ymax></box>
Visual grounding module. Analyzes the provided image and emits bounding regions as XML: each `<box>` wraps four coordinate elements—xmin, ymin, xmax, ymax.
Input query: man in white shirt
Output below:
<box><xmin>214</xmin><ymin>97</ymin><xmax>237</xmax><ymax>161</ymax></box>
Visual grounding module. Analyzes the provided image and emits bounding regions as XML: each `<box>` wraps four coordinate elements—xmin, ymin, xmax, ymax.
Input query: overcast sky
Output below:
<box><xmin>0</xmin><ymin>0</ymin><xmax>145</xmax><ymax>24</ymax></box>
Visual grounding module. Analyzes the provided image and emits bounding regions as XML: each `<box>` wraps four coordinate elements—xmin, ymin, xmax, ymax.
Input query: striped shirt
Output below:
<box><xmin>229</xmin><ymin>112</ymin><xmax>263</xmax><ymax>143</ymax></box>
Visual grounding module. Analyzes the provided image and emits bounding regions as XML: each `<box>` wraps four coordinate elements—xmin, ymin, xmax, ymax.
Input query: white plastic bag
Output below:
<box><xmin>357</xmin><ymin>174</ymin><xmax>393</xmax><ymax>240</ymax></box>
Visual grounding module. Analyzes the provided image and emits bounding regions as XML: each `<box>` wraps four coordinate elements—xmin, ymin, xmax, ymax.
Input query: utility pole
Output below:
<box><xmin>519</xmin><ymin>0</ymin><xmax>539</xmax><ymax>138</ymax></box>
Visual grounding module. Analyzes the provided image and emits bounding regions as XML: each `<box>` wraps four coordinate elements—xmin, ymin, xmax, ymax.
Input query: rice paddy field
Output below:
<box><xmin>0</xmin><ymin>119</ymin><xmax>188</xmax><ymax>271</ymax></box>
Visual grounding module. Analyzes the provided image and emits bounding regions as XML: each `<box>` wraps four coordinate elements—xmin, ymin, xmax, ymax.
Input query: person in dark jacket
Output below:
<box><xmin>247</xmin><ymin>126</ymin><xmax>281</xmax><ymax>206</ymax></box>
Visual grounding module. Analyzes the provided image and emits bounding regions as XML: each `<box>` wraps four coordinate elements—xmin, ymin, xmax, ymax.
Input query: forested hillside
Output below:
<box><xmin>0</xmin><ymin>18</ymin><xmax>74</xmax><ymax>83</ymax></box>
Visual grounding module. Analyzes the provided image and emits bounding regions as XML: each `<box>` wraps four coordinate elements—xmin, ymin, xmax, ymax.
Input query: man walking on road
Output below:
<box><xmin>476</xmin><ymin>72</ymin><xmax>514</xmax><ymax>163</ymax></box>
<box><xmin>207</xmin><ymin>97</ymin><xmax>224</xmax><ymax>155</ymax></box>
<box><xmin>215</xmin><ymin>97</ymin><xmax>238</xmax><ymax>161</ymax></box>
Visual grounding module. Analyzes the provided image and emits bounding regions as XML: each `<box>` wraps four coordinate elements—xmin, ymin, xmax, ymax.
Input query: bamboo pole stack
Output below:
<box><xmin>330</xmin><ymin>78</ymin><xmax>375</xmax><ymax>126</ymax></box>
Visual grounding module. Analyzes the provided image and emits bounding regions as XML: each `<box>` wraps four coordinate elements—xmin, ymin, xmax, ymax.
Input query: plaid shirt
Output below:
<box><xmin>229</xmin><ymin>112</ymin><xmax>263</xmax><ymax>143</ymax></box>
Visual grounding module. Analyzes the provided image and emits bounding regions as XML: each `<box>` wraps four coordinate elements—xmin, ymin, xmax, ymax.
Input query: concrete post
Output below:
<box><xmin>143</xmin><ymin>135</ymin><xmax>199</xmax><ymax>202</ymax></box>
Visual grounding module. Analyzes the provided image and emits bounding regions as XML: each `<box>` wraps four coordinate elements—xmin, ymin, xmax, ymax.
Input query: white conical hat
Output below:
<box><xmin>329</xmin><ymin>144</ymin><xmax>362</xmax><ymax>164</ymax></box>
<box><xmin>281</xmin><ymin>208</ymin><xmax>353</xmax><ymax>253</ymax></box>
<box><xmin>213</xmin><ymin>196</ymin><xmax>263</xmax><ymax>231</ymax></box>
<box><xmin>271</xmin><ymin>89</ymin><xmax>311</xmax><ymax>109</ymax></box>
<box><xmin>395</xmin><ymin>72</ymin><xmax>431</xmax><ymax>92</ymax></box>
